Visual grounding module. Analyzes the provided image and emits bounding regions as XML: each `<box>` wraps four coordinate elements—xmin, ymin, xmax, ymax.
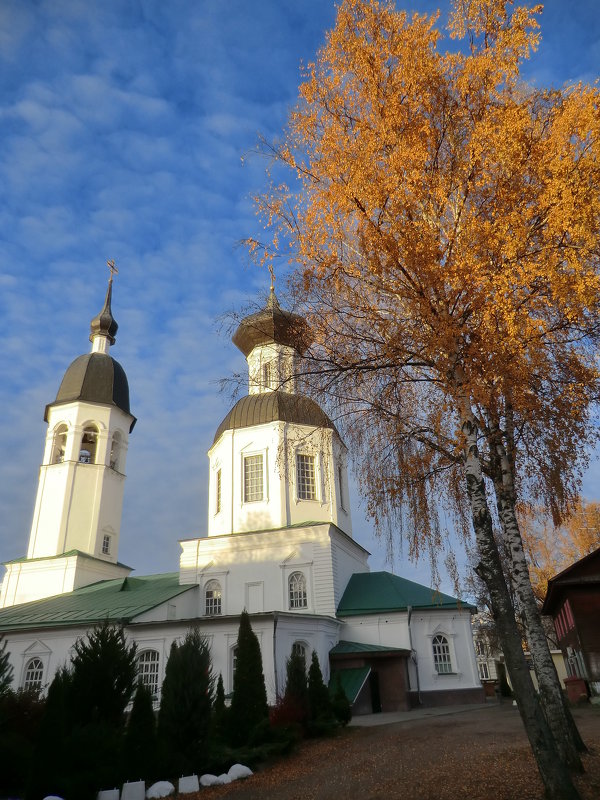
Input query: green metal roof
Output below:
<box><xmin>337</xmin><ymin>571</ymin><xmax>474</xmax><ymax>617</ymax></box>
<box><xmin>329</xmin><ymin>667</ymin><xmax>371</xmax><ymax>704</ymax></box>
<box><xmin>330</xmin><ymin>640</ymin><xmax>407</xmax><ymax>655</ymax></box>
<box><xmin>0</xmin><ymin>573</ymin><xmax>194</xmax><ymax>631</ymax></box>
<box><xmin>3</xmin><ymin>549</ymin><xmax>132</xmax><ymax>569</ymax></box>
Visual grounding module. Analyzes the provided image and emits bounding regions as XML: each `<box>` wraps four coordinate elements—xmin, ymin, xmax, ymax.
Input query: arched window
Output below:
<box><xmin>230</xmin><ymin>645</ymin><xmax>238</xmax><ymax>690</ymax></box>
<box><xmin>136</xmin><ymin>650</ymin><xmax>160</xmax><ymax>698</ymax></box>
<box><xmin>292</xmin><ymin>641</ymin><xmax>307</xmax><ymax>667</ymax></box>
<box><xmin>205</xmin><ymin>580</ymin><xmax>222</xmax><ymax>616</ymax></box>
<box><xmin>23</xmin><ymin>657</ymin><xmax>44</xmax><ymax>692</ymax></box>
<box><xmin>52</xmin><ymin>424</ymin><xmax>68</xmax><ymax>464</ymax></box>
<box><xmin>110</xmin><ymin>431</ymin><xmax>122</xmax><ymax>471</ymax></box>
<box><xmin>79</xmin><ymin>425</ymin><xmax>99</xmax><ymax>464</ymax></box>
<box><xmin>432</xmin><ymin>634</ymin><xmax>452</xmax><ymax>674</ymax></box>
<box><xmin>289</xmin><ymin>572</ymin><xmax>307</xmax><ymax>609</ymax></box>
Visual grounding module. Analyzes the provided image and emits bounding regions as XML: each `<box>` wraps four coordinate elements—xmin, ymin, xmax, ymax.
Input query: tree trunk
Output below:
<box><xmin>461</xmin><ymin>408</ymin><xmax>581</xmax><ymax>800</ymax></box>
<box><xmin>491</xmin><ymin>439</ymin><xmax>586</xmax><ymax>768</ymax></box>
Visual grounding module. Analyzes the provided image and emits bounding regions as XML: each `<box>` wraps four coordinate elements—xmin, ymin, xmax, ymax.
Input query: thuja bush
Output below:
<box><xmin>229</xmin><ymin>611</ymin><xmax>268</xmax><ymax>746</ymax></box>
<box><xmin>158</xmin><ymin>628</ymin><xmax>214</xmax><ymax>776</ymax></box>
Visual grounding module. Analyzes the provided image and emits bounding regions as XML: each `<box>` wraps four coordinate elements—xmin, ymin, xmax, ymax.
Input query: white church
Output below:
<box><xmin>0</xmin><ymin>279</ymin><xmax>484</xmax><ymax>714</ymax></box>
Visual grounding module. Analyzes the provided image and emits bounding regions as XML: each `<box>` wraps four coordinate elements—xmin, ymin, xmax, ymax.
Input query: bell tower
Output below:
<box><xmin>0</xmin><ymin>266</ymin><xmax>135</xmax><ymax>608</ymax></box>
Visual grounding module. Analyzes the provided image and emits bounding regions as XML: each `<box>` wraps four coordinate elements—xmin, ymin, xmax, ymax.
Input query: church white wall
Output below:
<box><xmin>0</xmin><ymin>554</ymin><xmax>130</xmax><ymax>609</ymax></box>
<box><xmin>28</xmin><ymin>401</ymin><xmax>133</xmax><ymax>564</ymax></box>
<box><xmin>341</xmin><ymin>608</ymin><xmax>480</xmax><ymax>693</ymax></box>
<box><xmin>208</xmin><ymin>422</ymin><xmax>351</xmax><ymax>538</ymax></box>
<box><xmin>180</xmin><ymin>524</ymin><xmax>368</xmax><ymax>618</ymax></box>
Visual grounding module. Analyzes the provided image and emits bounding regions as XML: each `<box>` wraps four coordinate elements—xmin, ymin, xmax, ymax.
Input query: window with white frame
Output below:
<box><xmin>230</xmin><ymin>645</ymin><xmax>239</xmax><ymax>689</ymax></box>
<box><xmin>292</xmin><ymin>641</ymin><xmax>307</xmax><ymax>667</ymax></box>
<box><xmin>244</xmin><ymin>454</ymin><xmax>264</xmax><ymax>502</ymax></box>
<box><xmin>338</xmin><ymin>463</ymin><xmax>345</xmax><ymax>510</ymax></box>
<box><xmin>216</xmin><ymin>469</ymin><xmax>222</xmax><ymax>514</ymax></box>
<box><xmin>296</xmin><ymin>454</ymin><xmax>317</xmax><ymax>500</ymax></box>
<box><xmin>136</xmin><ymin>650</ymin><xmax>160</xmax><ymax>698</ymax></box>
<box><xmin>475</xmin><ymin>639</ymin><xmax>486</xmax><ymax>657</ymax></box>
<box><xmin>478</xmin><ymin>661</ymin><xmax>490</xmax><ymax>680</ymax></box>
<box><xmin>432</xmin><ymin>634</ymin><xmax>453</xmax><ymax>674</ymax></box>
<box><xmin>289</xmin><ymin>571</ymin><xmax>307</xmax><ymax>609</ymax></box>
<box><xmin>262</xmin><ymin>362</ymin><xmax>272</xmax><ymax>389</ymax></box>
<box><xmin>23</xmin><ymin>657</ymin><xmax>44</xmax><ymax>692</ymax></box>
<box><xmin>205</xmin><ymin>580</ymin><xmax>222</xmax><ymax>615</ymax></box>
<box><xmin>102</xmin><ymin>534</ymin><xmax>111</xmax><ymax>555</ymax></box>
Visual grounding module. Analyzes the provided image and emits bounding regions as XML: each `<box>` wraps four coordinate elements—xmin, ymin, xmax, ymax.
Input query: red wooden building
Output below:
<box><xmin>542</xmin><ymin>547</ymin><xmax>600</xmax><ymax>701</ymax></box>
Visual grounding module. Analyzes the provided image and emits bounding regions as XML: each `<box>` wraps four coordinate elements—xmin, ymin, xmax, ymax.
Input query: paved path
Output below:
<box><xmin>349</xmin><ymin>699</ymin><xmax>497</xmax><ymax>727</ymax></box>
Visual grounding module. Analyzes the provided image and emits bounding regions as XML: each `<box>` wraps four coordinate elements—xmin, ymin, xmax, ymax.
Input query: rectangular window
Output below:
<box><xmin>216</xmin><ymin>469</ymin><xmax>222</xmax><ymax>514</ymax></box>
<box><xmin>262</xmin><ymin>362</ymin><xmax>272</xmax><ymax>389</ymax></box>
<box><xmin>244</xmin><ymin>454</ymin><xmax>264</xmax><ymax>502</ymax></box>
<box><xmin>478</xmin><ymin>661</ymin><xmax>490</xmax><ymax>680</ymax></box>
<box><xmin>102</xmin><ymin>535</ymin><xmax>111</xmax><ymax>555</ymax></box>
<box><xmin>297</xmin><ymin>454</ymin><xmax>317</xmax><ymax>500</ymax></box>
<box><xmin>338</xmin><ymin>464</ymin><xmax>345</xmax><ymax>510</ymax></box>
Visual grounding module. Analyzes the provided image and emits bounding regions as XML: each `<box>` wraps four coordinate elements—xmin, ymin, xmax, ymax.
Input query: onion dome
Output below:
<box><xmin>232</xmin><ymin>289</ymin><xmax>311</xmax><ymax>357</ymax></box>
<box><xmin>46</xmin><ymin>353</ymin><xmax>133</xmax><ymax>422</ymax></box>
<box><xmin>89</xmin><ymin>276</ymin><xmax>118</xmax><ymax>345</ymax></box>
<box><xmin>213</xmin><ymin>390</ymin><xmax>336</xmax><ymax>444</ymax></box>
<box><xmin>44</xmin><ymin>275</ymin><xmax>135</xmax><ymax>429</ymax></box>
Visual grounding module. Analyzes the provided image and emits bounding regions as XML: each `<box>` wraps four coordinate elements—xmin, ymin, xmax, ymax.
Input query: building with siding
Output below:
<box><xmin>542</xmin><ymin>547</ymin><xmax>600</xmax><ymax>700</ymax></box>
<box><xmin>0</xmin><ymin>281</ymin><xmax>484</xmax><ymax>713</ymax></box>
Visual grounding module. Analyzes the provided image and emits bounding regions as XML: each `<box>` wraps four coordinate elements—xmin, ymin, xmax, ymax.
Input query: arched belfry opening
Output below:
<box><xmin>79</xmin><ymin>425</ymin><xmax>99</xmax><ymax>464</ymax></box>
<box><xmin>51</xmin><ymin>424</ymin><xmax>68</xmax><ymax>464</ymax></box>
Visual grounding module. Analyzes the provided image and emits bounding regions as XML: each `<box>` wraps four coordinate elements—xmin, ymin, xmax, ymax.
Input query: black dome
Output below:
<box><xmin>45</xmin><ymin>353</ymin><xmax>135</xmax><ymax>428</ymax></box>
<box><xmin>232</xmin><ymin>292</ymin><xmax>311</xmax><ymax>357</ymax></box>
<box><xmin>213</xmin><ymin>391</ymin><xmax>336</xmax><ymax>444</ymax></box>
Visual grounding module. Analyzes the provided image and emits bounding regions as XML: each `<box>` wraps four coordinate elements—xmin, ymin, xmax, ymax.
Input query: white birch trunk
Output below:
<box><xmin>459</xmin><ymin>398</ymin><xmax>580</xmax><ymax>799</ymax></box>
<box><xmin>492</xmin><ymin>436</ymin><xmax>585</xmax><ymax>768</ymax></box>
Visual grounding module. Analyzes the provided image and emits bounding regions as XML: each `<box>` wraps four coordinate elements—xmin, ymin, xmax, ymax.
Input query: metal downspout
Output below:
<box><xmin>407</xmin><ymin>605</ymin><xmax>422</xmax><ymax>704</ymax></box>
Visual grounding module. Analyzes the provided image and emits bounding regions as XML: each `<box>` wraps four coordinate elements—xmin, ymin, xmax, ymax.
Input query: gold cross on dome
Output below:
<box><xmin>268</xmin><ymin>262</ymin><xmax>275</xmax><ymax>293</ymax></box>
<box><xmin>107</xmin><ymin>259</ymin><xmax>119</xmax><ymax>281</ymax></box>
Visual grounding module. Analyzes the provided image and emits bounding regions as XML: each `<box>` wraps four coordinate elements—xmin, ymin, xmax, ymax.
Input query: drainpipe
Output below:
<box><xmin>407</xmin><ymin>605</ymin><xmax>422</xmax><ymax>705</ymax></box>
<box><xmin>273</xmin><ymin>611</ymin><xmax>279</xmax><ymax>699</ymax></box>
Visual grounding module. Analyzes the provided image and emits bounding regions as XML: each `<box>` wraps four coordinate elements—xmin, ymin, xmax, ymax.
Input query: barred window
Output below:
<box><xmin>205</xmin><ymin>580</ymin><xmax>222</xmax><ymax>616</ymax></box>
<box><xmin>262</xmin><ymin>362</ymin><xmax>272</xmax><ymax>389</ymax></box>
<box><xmin>292</xmin><ymin>641</ymin><xmax>307</xmax><ymax>667</ymax></box>
<box><xmin>296</xmin><ymin>454</ymin><xmax>317</xmax><ymax>500</ymax></box>
<box><xmin>478</xmin><ymin>661</ymin><xmax>490</xmax><ymax>680</ymax></box>
<box><xmin>136</xmin><ymin>650</ymin><xmax>160</xmax><ymax>698</ymax></box>
<box><xmin>289</xmin><ymin>571</ymin><xmax>307</xmax><ymax>609</ymax></box>
<box><xmin>102</xmin><ymin>534</ymin><xmax>111</xmax><ymax>555</ymax></box>
<box><xmin>244</xmin><ymin>454</ymin><xmax>263</xmax><ymax>502</ymax></box>
<box><xmin>216</xmin><ymin>469</ymin><xmax>222</xmax><ymax>514</ymax></box>
<box><xmin>24</xmin><ymin>658</ymin><xmax>44</xmax><ymax>692</ymax></box>
<box><xmin>432</xmin><ymin>634</ymin><xmax>452</xmax><ymax>674</ymax></box>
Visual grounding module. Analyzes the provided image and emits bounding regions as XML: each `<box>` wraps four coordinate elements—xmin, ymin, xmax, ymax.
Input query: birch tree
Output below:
<box><xmin>252</xmin><ymin>1</ymin><xmax>600</xmax><ymax>796</ymax></box>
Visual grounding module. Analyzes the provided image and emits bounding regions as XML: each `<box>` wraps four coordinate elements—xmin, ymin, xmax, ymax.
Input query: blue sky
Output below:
<box><xmin>1</xmin><ymin>0</ymin><xmax>599</xmax><ymax>596</ymax></box>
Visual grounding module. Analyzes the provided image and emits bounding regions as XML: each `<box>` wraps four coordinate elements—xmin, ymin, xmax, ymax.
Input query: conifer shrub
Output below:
<box><xmin>331</xmin><ymin>671</ymin><xmax>352</xmax><ymax>726</ymax></box>
<box><xmin>306</xmin><ymin>651</ymin><xmax>337</xmax><ymax>736</ymax></box>
<box><xmin>229</xmin><ymin>610</ymin><xmax>268</xmax><ymax>746</ymax></box>
<box><xmin>158</xmin><ymin>628</ymin><xmax>214</xmax><ymax>776</ymax></box>
<box><xmin>124</xmin><ymin>681</ymin><xmax>158</xmax><ymax>783</ymax></box>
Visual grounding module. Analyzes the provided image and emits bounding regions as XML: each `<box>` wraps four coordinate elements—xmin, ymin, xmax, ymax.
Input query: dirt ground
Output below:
<box><xmin>190</xmin><ymin>704</ymin><xmax>600</xmax><ymax>800</ymax></box>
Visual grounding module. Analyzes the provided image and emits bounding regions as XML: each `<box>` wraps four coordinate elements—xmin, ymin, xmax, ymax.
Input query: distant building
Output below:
<box><xmin>0</xmin><ymin>278</ymin><xmax>484</xmax><ymax>713</ymax></box>
<box><xmin>542</xmin><ymin>547</ymin><xmax>600</xmax><ymax>700</ymax></box>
